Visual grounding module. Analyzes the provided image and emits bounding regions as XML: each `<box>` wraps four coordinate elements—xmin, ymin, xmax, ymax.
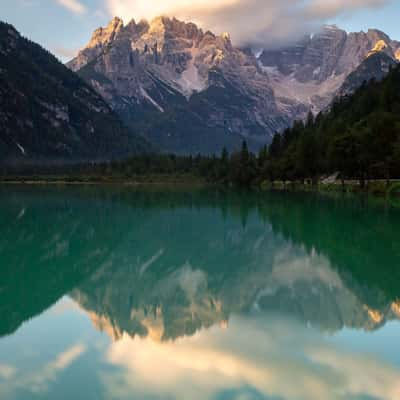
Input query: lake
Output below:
<box><xmin>0</xmin><ymin>186</ymin><xmax>399</xmax><ymax>400</ymax></box>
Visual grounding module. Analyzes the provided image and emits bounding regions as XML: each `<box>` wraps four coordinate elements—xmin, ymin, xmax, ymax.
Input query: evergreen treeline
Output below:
<box><xmin>264</xmin><ymin>64</ymin><xmax>400</xmax><ymax>186</ymax></box>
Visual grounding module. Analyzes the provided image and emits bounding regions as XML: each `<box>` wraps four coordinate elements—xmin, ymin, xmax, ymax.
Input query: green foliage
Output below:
<box><xmin>262</xmin><ymin>64</ymin><xmax>400</xmax><ymax>183</ymax></box>
<box><xmin>388</xmin><ymin>182</ymin><xmax>400</xmax><ymax>196</ymax></box>
<box><xmin>97</xmin><ymin>140</ymin><xmax>258</xmax><ymax>187</ymax></box>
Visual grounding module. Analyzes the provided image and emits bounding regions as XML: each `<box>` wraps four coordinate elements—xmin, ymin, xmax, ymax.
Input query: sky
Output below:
<box><xmin>2</xmin><ymin>0</ymin><xmax>400</xmax><ymax>61</ymax></box>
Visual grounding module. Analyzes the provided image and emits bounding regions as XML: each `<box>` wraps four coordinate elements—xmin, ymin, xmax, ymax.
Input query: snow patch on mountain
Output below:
<box><xmin>15</xmin><ymin>142</ymin><xmax>26</xmax><ymax>156</ymax></box>
<box><xmin>177</xmin><ymin>49</ymin><xmax>207</xmax><ymax>97</ymax></box>
<box><xmin>140</xmin><ymin>87</ymin><xmax>164</xmax><ymax>112</ymax></box>
<box><xmin>267</xmin><ymin>68</ymin><xmax>346</xmax><ymax>114</ymax></box>
<box><xmin>259</xmin><ymin>25</ymin><xmax>400</xmax><ymax>115</ymax></box>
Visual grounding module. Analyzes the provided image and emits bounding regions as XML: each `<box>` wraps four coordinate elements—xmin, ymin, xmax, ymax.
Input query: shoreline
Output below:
<box><xmin>0</xmin><ymin>180</ymin><xmax>207</xmax><ymax>186</ymax></box>
<box><xmin>0</xmin><ymin>175</ymin><xmax>208</xmax><ymax>187</ymax></box>
<box><xmin>1</xmin><ymin>177</ymin><xmax>400</xmax><ymax>197</ymax></box>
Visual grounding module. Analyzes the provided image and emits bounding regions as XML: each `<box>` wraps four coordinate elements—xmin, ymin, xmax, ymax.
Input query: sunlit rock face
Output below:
<box><xmin>259</xmin><ymin>25</ymin><xmax>400</xmax><ymax>115</ymax></box>
<box><xmin>68</xmin><ymin>19</ymin><xmax>400</xmax><ymax>154</ymax></box>
<box><xmin>67</xmin><ymin>17</ymin><xmax>289</xmax><ymax>154</ymax></box>
<box><xmin>68</xmin><ymin>17</ymin><xmax>125</xmax><ymax>72</ymax></box>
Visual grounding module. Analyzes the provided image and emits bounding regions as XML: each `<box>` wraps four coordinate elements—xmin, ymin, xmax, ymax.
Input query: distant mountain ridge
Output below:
<box><xmin>67</xmin><ymin>16</ymin><xmax>292</xmax><ymax>154</ymax></box>
<box><xmin>1</xmin><ymin>18</ymin><xmax>397</xmax><ymax>160</ymax></box>
<box><xmin>68</xmin><ymin>18</ymin><xmax>399</xmax><ymax>154</ymax></box>
<box><xmin>0</xmin><ymin>21</ymin><xmax>149</xmax><ymax>163</ymax></box>
<box><xmin>259</xmin><ymin>25</ymin><xmax>400</xmax><ymax>114</ymax></box>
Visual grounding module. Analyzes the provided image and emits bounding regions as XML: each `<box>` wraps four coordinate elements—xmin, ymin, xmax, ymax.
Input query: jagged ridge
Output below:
<box><xmin>68</xmin><ymin>18</ymin><xmax>399</xmax><ymax>155</ymax></box>
<box><xmin>259</xmin><ymin>25</ymin><xmax>400</xmax><ymax>114</ymax></box>
<box><xmin>68</xmin><ymin>16</ymin><xmax>289</xmax><ymax>154</ymax></box>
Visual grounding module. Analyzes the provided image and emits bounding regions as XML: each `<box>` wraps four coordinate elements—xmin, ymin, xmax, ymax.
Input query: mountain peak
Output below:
<box><xmin>322</xmin><ymin>24</ymin><xmax>341</xmax><ymax>31</ymax></box>
<box><xmin>88</xmin><ymin>16</ymin><xmax>123</xmax><ymax>49</ymax></box>
<box><xmin>66</xmin><ymin>16</ymin><xmax>399</xmax><ymax>154</ymax></box>
<box><xmin>110</xmin><ymin>16</ymin><xmax>123</xmax><ymax>26</ymax></box>
<box><xmin>220</xmin><ymin>32</ymin><xmax>231</xmax><ymax>43</ymax></box>
<box><xmin>367</xmin><ymin>39</ymin><xmax>388</xmax><ymax>57</ymax></box>
<box><xmin>319</xmin><ymin>24</ymin><xmax>346</xmax><ymax>36</ymax></box>
<box><xmin>149</xmin><ymin>15</ymin><xmax>166</xmax><ymax>31</ymax></box>
<box><xmin>67</xmin><ymin>14</ymin><xmax>283</xmax><ymax>153</ymax></box>
<box><xmin>147</xmin><ymin>15</ymin><xmax>202</xmax><ymax>40</ymax></box>
<box><xmin>367</xmin><ymin>28</ymin><xmax>390</xmax><ymax>37</ymax></box>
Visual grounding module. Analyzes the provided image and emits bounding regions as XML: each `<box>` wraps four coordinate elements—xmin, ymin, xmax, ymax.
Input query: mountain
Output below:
<box><xmin>69</xmin><ymin>19</ymin><xmax>399</xmax><ymax>155</ymax></box>
<box><xmin>0</xmin><ymin>22</ymin><xmax>149</xmax><ymax>164</ymax></box>
<box><xmin>68</xmin><ymin>17</ymin><xmax>290</xmax><ymax>154</ymax></box>
<box><xmin>262</xmin><ymin>62</ymin><xmax>400</xmax><ymax>182</ymax></box>
<box><xmin>339</xmin><ymin>51</ymin><xmax>397</xmax><ymax>96</ymax></box>
<box><xmin>259</xmin><ymin>25</ymin><xmax>400</xmax><ymax>115</ymax></box>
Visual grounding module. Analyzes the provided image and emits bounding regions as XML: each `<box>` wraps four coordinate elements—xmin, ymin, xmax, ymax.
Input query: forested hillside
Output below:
<box><xmin>264</xmin><ymin>64</ymin><xmax>400</xmax><ymax>184</ymax></box>
<box><xmin>0</xmin><ymin>22</ymin><xmax>149</xmax><ymax>163</ymax></box>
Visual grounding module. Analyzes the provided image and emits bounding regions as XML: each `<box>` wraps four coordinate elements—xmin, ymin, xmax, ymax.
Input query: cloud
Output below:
<box><xmin>56</xmin><ymin>0</ymin><xmax>87</xmax><ymax>14</ymax></box>
<box><xmin>0</xmin><ymin>364</ymin><xmax>16</xmax><ymax>380</ymax></box>
<box><xmin>105</xmin><ymin>0</ymin><xmax>390</xmax><ymax>47</ymax></box>
<box><xmin>52</xmin><ymin>46</ymin><xmax>79</xmax><ymax>61</ymax></box>
<box><xmin>0</xmin><ymin>344</ymin><xmax>86</xmax><ymax>396</ymax></box>
<box><xmin>103</xmin><ymin>316</ymin><xmax>400</xmax><ymax>400</ymax></box>
<box><xmin>304</xmin><ymin>0</ymin><xmax>388</xmax><ymax>19</ymax></box>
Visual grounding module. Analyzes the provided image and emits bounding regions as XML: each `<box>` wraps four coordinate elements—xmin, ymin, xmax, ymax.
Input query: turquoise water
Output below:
<box><xmin>0</xmin><ymin>187</ymin><xmax>399</xmax><ymax>399</ymax></box>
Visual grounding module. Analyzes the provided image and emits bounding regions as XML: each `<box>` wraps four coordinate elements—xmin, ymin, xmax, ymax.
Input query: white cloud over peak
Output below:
<box><xmin>53</xmin><ymin>46</ymin><xmax>80</xmax><ymax>60</ymax></box>
<box><xmin>105</xmin><ymin>0</ymin><xmax>390</xmax><ymax>47</ymax></box>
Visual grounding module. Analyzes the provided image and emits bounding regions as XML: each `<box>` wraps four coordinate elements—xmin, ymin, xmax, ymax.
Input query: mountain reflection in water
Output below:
<box><xmin>0</xmin><ymin>187</ymin><xmax>399</xmax><ymax>400</ymax></box>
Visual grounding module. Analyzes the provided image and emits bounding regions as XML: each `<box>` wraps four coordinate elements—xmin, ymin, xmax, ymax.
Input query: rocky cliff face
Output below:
<box><xmin>69</xmin><ymin>18</ymin><xmax>399</xmax><ymax>154</ymax></box>
<box><xmin>68</xmin><ymin>17</ymin><xmax>290</xmax><ymax>154</ymax></box>
<box><xmin>259</xmin><ymin>25</ymin><xmax>400</xmax><ymax>115</ymax></box>
<box><xmin>339</xmin><ymin>51</ymin><xmax>397</xmax><ymax>96</ymax></box>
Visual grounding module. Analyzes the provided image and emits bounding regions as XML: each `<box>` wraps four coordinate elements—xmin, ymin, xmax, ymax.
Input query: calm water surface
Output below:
<box><xmin>0</xmin><ymin>187</ymin><xmax>399</xmax><ymax>400</ymax></box>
